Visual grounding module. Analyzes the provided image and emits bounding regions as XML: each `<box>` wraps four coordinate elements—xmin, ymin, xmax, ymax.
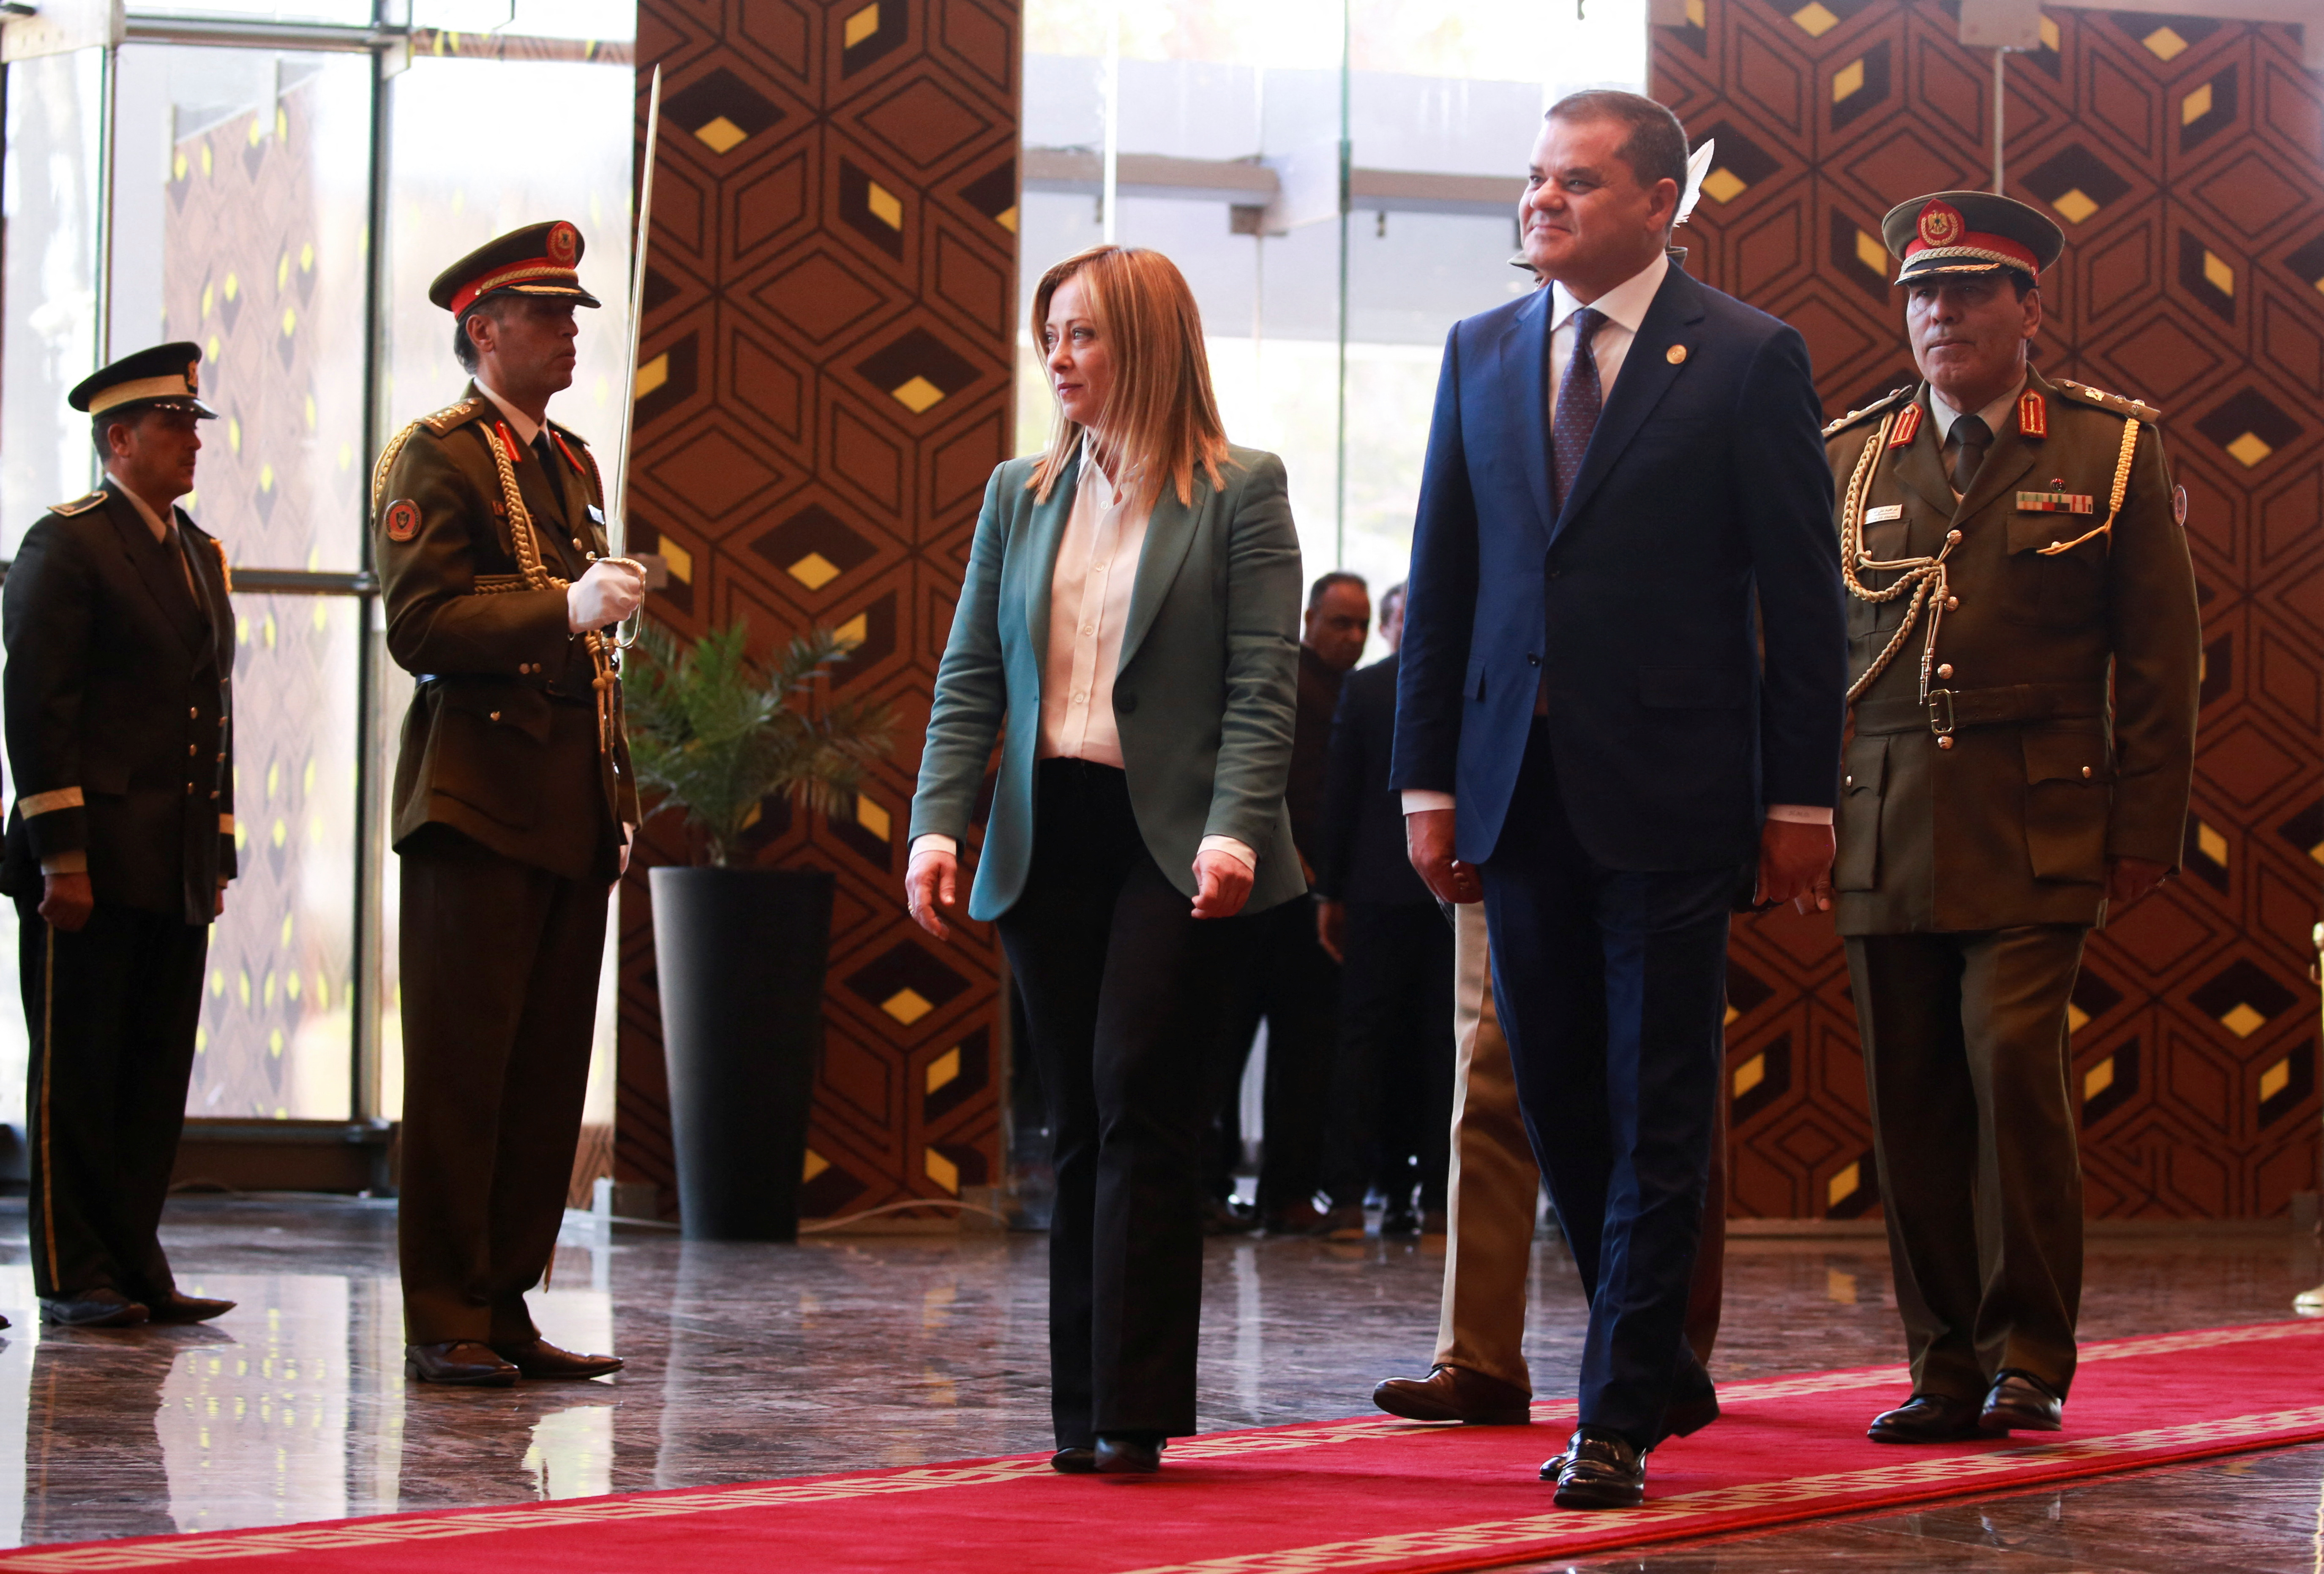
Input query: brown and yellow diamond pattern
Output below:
<box><xmin>666</xmin><ymin>67</ymin><xmax>786</xmax><ymax>155</ymax></box>
<box><xmin>857</xmin><ymin>327</ymin><xmax>984</xmax><ymax>415</ymax></box>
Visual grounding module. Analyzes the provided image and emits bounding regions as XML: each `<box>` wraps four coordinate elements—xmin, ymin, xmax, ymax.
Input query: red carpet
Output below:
<box><xmin>10</xmin><ymin>1321</ymin><xmax>2324</xmax><ymax>1573</ymax></box>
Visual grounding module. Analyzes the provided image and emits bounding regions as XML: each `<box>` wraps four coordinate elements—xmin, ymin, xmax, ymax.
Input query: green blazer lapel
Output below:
<box><xmin>1118</xmin><ymin>470</ymin><xmax>1211</xmax><ymax>674</ymax></box>
<box><xmin>1022</xmin><ymin>456</ymin><xmax>1080</xmax><ymax>677</ymax></box>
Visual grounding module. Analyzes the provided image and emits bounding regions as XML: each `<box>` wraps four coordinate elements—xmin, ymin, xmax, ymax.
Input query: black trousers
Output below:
<box><xmin>996</xmin><ymin>759</ymin><xmax>1230</xmax><ymax>1447</ymax></box>
<box><xmin>397</xmin><ymin>828</ymin><xmax>607</xmax><ymax>1345</ymax></box>
<box><xmin>1204</xmin><ymin>893</ymin><xmax>1338</xmax><ymax>1217</ymax></box>
<box><xmin>1482</xmin><ymin>724</ymin><xmax>1737</xmax><ymax>1447</ymax></box>
<box><xmin>18</xmin><ymin>900</ymin><xmax>207</xmax><ymax>1302</ymax></box>
<box><xmin>1326</xmin><ymin>901</ymin><xmax>1454</xmax><ymax>1211</ymax></box>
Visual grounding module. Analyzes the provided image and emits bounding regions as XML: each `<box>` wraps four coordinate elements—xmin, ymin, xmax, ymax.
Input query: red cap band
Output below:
<box><xmin>1901</xmin><ymin>229</ymin><xmax>2041</xmax><ymax>274</ymax></box>
<box><xmin>449</xmin><ymin>258</ymin><xmax>582</xmax><ymax>317</ymax></box>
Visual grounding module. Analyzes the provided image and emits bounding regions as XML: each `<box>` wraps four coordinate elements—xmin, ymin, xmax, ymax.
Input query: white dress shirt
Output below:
<box><xmin>476</xmin><ymin>376</ymin><xmax>547</xmax><ymax>447</ymax></box>
<box><xmin>1402</xmin><ymin>249</ymin><xmax>1827</xmax><ymax>828</ymax></box>
<box><xmin>911</xmin><ymin>449</ymin><xmax>1255</xmax><ymax>873</ymax></box>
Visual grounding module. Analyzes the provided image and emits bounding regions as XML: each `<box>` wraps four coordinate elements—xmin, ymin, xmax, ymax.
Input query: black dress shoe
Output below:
<box><xmin>1868</xmin><ymin>1392</ymin><xmax>1983</xmax><ymax>1443</ymax></box>
<box><xmin>1050</xmin><ymin>1447</ymin><xmax>1098</xmax><ymax>1473</ymax></box>
<box><xmin>490</xmin><ymin>1338</ymin><xmax>622</xmax><ymax>1379</ymax></box>
<box><xmin>405</xmin><ymin>1340</ymin><xmax>519</xmax><ymax>1386</ymax></box>
<box><xmin>1551</xmin><ymin>1425</ymin><xmax>1646</xmax><ymax>1509</ymax></box>
<box><xmin>1093</xmin><ymin>1433</ymin><xmax>1163</xmax><ymax>1473</ymax></box>
<box><xmin>42</xmin><ymin>1289</ymin><xmax>148</xmax><ymax>1329</ymax></box>
<box><xmin>1980</xmin><ymin>1370</ymin><xmax>2063</xmax><ymax>1435</ymax></box>
<box><xmin>145</xmin><ymin>1293</ymin><xmax>236</xmax><ymax>1325</ymax></box>
<box><xmin>1374</xmin><ymin>1364</ymin><xmax>1532</xmax><ymax>1425</ymax></box>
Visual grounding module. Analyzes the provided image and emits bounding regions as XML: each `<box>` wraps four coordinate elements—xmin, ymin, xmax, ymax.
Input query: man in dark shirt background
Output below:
<box><xmin>1316</xmin><ymin>583</ymin><xmax>1453</xmax><ymax>1237</ymax></box>
<box><xmin>1203</xmin><ymin>573</ymin><xmax>1370</xmax><ymax>1234</ymax></box>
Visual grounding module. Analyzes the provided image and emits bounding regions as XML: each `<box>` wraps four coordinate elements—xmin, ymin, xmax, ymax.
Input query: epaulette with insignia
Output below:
<box><xmin>371</xmin><ymin>398</ymin><xmax>487</xmax><ymax>510</ymax></box>
<box><xmin>421</xmin><ymin>396</ymin><xmax>486</xmax><ymax>436</ymax></box>
<box><xmin>47</xmin><ymin>491</ymin><xmax>107</xmax><ymax>518</ymax></box>
<box><xmin>2052</xmin><ymin>379</ymin><xmax>2161</xmax><ymax>423</ymax></box>
<box><xmin>1822</xmin><ymin>385</ymin><xmax>1912</xmax><ymax>440</ymax></box>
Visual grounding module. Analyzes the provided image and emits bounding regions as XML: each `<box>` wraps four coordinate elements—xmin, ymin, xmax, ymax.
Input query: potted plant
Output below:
<box><xmin>625</xmin><ymin>618</ymin><xmax>895</xmax><ymax>1241</ymax></box>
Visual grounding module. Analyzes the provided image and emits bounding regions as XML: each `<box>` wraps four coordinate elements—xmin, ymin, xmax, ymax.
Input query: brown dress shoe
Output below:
<box><xmin>42</xmin><ymin>1289</ymin><xmax>149</xmax><ymax>1329</ymax></box>
<box><xmin>491</xmin><ymin>1337</ymin><xmax>622</xmax><ymax>1379</ymax></box>
<box><xmin>406</xmin><ymin>1340</ymin><xmax>519</xmax><ymax>1386</ymax></box>
<box><xmin>1980</xmin><ymin>1370</ymin><xmax>2063</xmax><ymax>1435</ymax></box>
<box><xmin>145</xmin><ymin>1293</ymin><xmax>236</xmax><ymax>1325</ymax></box>
<box><xmin>1373</xmin><ymin>1363</ymin><xmax>1532</xmax><ymax>1424</ymax></box>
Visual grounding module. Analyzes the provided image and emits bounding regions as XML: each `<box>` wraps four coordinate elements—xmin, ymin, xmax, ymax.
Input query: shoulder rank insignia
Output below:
<box><xmin>2017</xmin><ymin>388</ymin><xmax>2047</xmax><ymax>438</ymax></box>
<box><xmin>48</xmin><ymin>491</ymin><xmax>106</xmax><ymax>517</ymax></box>
<box><xmin>2052</xmin><ymin>379</ymin><xmax>2162</xmax><ymax>422</ymax></box>
<box><xmin>2016</xmin><ymin>490</ymin><xmax>2093</xmax><ymax>515</ymax></box>
<box><xmin>1886</xmin><ymin>402</ymin><xmax>1923</xmax><ymax>449</ymax></box>
<box><xmin>420</xmin><ymin>396</ymin><xmax>486</xmax><ymax>436</ymax></box>
<box><xmin>1821</xmin><ymin>385</ymin><xmax>1910</xmax><ymax>440</ymax></box>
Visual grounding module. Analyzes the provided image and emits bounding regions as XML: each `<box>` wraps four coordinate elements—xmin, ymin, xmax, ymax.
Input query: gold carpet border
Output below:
<box><xmin>3</xmin><ymin>1323</ymin><xmax>2316</xmax><ymax>1569</ymax></box>
<box><xmin>1122</xmin><ymin>1404</ymin><xmax>2324</xmax><ymax>1573</ymax></box>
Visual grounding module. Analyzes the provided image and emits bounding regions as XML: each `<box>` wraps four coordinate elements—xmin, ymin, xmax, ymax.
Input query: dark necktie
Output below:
<box><xmin>532</xmin><ymin>430</ymin><xmax>557</xmax><ymax>476</ymax></box>
<box><xmin>1552</xmin><ymin>306</ymin><xmax>1607</xmax><ymax>511</ymax></box>
<box><xmin>1945</xmin><ymin>413</ymin><xmax>1991</xmax><ymax>494</ymax></box>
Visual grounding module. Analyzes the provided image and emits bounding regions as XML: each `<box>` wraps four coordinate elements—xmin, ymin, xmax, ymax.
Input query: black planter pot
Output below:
<box><xmin>649</xmin><ymin>865</ymin><xmax>834</xmax><ymax>1242</ymax></box>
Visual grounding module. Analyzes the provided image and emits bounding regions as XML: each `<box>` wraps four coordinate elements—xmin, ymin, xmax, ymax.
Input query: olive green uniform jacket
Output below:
<box><xmin>373</xmin><ymin>386</ymin><xmax>637</xmax><ymax>882</ymax></box>
<box><xmin>1826</xmin><ymin>367</ymin><xmax>2199</xmax><ymax>934</ymax></box>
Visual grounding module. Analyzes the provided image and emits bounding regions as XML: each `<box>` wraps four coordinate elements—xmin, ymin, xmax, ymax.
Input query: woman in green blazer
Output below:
<box><xmin>905</xmin><ymin>245</ymin><xmax>1303</xmax><ymax>1474</ymax></box>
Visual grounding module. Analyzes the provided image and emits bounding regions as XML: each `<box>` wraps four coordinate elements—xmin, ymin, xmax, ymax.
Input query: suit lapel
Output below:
<box><xmin>1888</xmin><ymin>391</ymin><xmax>1955</xmax><ymax>516</ymax></box>
<box><xmin>102</xmin><ymin>485</ymin><xmax>207</xmax><ymax>655</ymax></box>
<box><xmin>1022</xmin><ymin>455</ymin><xmax>1080</xmax><ymax>678</ymax></box>
<box><xmin>1552</xmin><ymin>266</ymin><xmax>1705</xmax><ymax>540</ymax></box>
<box><xmin>1119</xmin><ymin>469</ymin><xmax>1211</xmax><ymax>674</ymax></box>
<box><xmin>1954</xmin><ymin>379</ymin><xmax>2041</xmax><ymax>523</ymax></box>
<box><xmin>1501</xmin><ymin>288</ymin><xmax>1553</xmax><ymax>540</ymax></box>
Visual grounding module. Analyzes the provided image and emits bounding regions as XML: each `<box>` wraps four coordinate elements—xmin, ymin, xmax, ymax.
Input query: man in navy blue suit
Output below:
<box><xmin>1393</xmin><ymin>90</ymin><xmax>1845</xmax><ymax>1506</ymax></box>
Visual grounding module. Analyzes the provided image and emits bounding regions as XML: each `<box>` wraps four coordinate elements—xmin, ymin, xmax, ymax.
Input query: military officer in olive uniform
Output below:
<box><xmin>2</xmin><ymin>343</ymin><xmax>240</xmax><ymax>1329</ymax></box>
<box><xmin>1818</xmin><ymin>193</ymin><xmax>2199</xmax><ymax>1443</ymax></box>
<box><xmin>375</xmin><ymin>221</ymin><xmax>644</xmax><ymax>1385</ymax></box>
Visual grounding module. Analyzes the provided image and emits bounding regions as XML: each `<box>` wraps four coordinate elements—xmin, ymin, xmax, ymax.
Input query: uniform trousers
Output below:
<box><xmin>996</xmin><ymin>758</ymin><xmax>1230</xmax><ymax>1447</ymax></box>
<box><xmin>1849</xmin><ymin>925</ymin><xmax>2087</xmax><ymax>1402</ymax></box>
<box><xmin>1481</xmin><ymin>726</ymin><xmax>1733</xmax><ymax>1445</ymax></box>
<box><xmin>1434</xmin><ymin>902</ymin><xmax>1727</xmax><ymax>1394</ymax></box>
<box><xmin>1205</xmin><ymin>893</ymin><xmax>1337</xmax><ymax>1219</ymax></box>
<box><xmin>17</xmin><ymin>901</ymin><xmax>207</xmax><ymax>1301</ymax></box>
<box><xmin>397</xmin><ymin>826</ymin><xmax>608</xmax><ymax>1345</ymax></box>
<box><xmin>1326</xmin><ymin>901</ymin><xmax>1453</xmax><ymax>1213</ymax></box>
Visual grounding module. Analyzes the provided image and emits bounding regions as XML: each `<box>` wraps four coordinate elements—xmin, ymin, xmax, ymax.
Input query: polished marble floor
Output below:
<box><xmin>0</xmin><ymin>1195</ymin><xmax>2317</xmax><ymax>1565</ymax></box>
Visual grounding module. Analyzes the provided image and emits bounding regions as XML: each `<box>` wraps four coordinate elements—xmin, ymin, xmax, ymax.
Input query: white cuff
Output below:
<box><xmin>909</xmin><ymin>834</ymin><xmax>958</xmax><ymax>859</ymax></box>
<box><xmin>1401</xmin><ymin>790</ymin><xmax>1456</xmax><ymax>815</ymax></box>
<box><xmin>39</xmin><ymin>852</ymin><xmax>87</xmax><ymax>876</ymax></box>
<box><xmin>1766</xmin><ymin>803</ymin><xmax>1834</xmax><ymax>825</ymax></box>
<box><xmin>1197</xmin><ymin>835</ymin><xmax>1256</xmax><ymax>873</ymax></box>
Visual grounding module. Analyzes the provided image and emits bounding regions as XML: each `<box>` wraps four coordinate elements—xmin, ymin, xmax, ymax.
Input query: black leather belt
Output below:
<box><xmin>1852</xmin><ymin>681</ymin><xmax>2106</xmax><ymax>737</ymax></box>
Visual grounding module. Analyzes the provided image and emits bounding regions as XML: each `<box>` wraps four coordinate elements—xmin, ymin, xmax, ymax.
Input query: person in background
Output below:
<box><xmin>906</xmin><ymin>243</ymin><xmax>1304</xmax><ymax>1475</ymax></box>
<box><xmin>1</xmin><ymin>342</ymin><xmax>237</xmax><ymax>1331</ymax></box>
<box><xmin>1203</xmin><ymin>572</ymin><xmax>1369</xmax><ymax>1236</ymax></box>
<box><xmin>1315</xmin><ymin>582</ymin><xmax>1453</xmax><ymax>1238</ymax></box>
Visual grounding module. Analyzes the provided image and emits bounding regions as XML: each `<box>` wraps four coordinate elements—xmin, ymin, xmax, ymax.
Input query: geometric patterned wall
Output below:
<box><xmin>1658</xmin><ymin>0</ymin><xmax>2324</xmax><ymax>1217</ymax></box>
<box><xmin>618</xmin><ymin>0</ymin><xmax>1020</xmax><ymax>1218</ymax></box>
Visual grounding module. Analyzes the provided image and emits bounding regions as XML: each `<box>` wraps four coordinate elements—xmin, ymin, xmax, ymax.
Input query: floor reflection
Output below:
<box><xmin>0</xmin><ymin>1197</ymin><xmax>2313</xmax><ymax>1557</ymax></box>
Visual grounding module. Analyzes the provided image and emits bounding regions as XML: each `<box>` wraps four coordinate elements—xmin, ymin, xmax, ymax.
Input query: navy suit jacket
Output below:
<box><xmin>1391</xmin><ymin>263</ymin><xmax>1845</xmax><ymax>872</ymax></box>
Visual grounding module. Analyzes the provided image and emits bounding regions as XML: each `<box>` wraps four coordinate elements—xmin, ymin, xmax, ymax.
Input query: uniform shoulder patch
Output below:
<box><xmin>384</xmin><ymin>499</ymin><xmax>422</xmax><ymax>543</ymax></box>
<box><xmin>1822</xmin><ymin>385</ymin><xmax>1911</xmax><ymax>440</ymax></box>
<box><xmin>47</xmin><ymin>491</ymin><xmax>107</xmax><ymax>517</ymax></box>
<box><xmin>420</xmin><ymin>397</ymin><xmax>487</xmax><ymax>436</ymax></box>
<box><xmin>2052</xmin><ymin>378</ymin><xmax>2162</xmax><ymax>423</ymax></box>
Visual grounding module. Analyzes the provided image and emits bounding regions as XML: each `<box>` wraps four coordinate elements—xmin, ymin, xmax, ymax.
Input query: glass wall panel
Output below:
<box><xmin>410</xmin><ymin>0</ymin><xmax>636</xmax><ymax>39</ymax></box>
<box><xmin>109</xmin><ymin>46</ymin><xmax>374</xmax><ymax>572</ymax></box>
<box><xmin>193</xmin><ymin>594</ymin><xmax>362</xmax><ymax>1118</ymax></box>
<box><xmin>0</xmin><ymin>49</ymin><xmax>106</xmax><ymax>556</ymax></box>
<box><xmin>126</xmin><ymin>0</ymin><xmax>376</xmax><ymax>23</ymax></box>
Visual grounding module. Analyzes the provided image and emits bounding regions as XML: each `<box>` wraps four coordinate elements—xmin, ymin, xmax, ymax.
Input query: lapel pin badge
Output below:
<box><xmin>1666</xmin><ymin>343</ymin><xmax>1688</xmax><ymax>365</ymax></box>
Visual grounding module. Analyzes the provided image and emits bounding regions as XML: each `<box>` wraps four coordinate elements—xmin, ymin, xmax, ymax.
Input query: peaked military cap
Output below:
<box><xmin>1881</xmin><ymin>191</ymin><xmax>2064</xmax><ymax>285</ymax></box>
<box><xmin>428</xmin><ymin>220</ymin><xmax>602</xmax><ymax>316</ymax></box>
<box><xmin>66</xmin><ymin>341</ymin><xmax>217</xmax><ymax>419</ymax></box>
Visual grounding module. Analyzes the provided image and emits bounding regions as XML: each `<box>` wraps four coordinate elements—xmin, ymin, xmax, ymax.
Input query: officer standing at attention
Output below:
<box><xmin>1819</xmin><ymin>192</ymin><xmax>2199</xmax><ymax>1443</ymax></box>
<box><xmin>375</xmin><ymin>221</ymin><xmax>645</xmax><ymax>1385</ymax></box>
<box><xmin>2</xmin><ymin>343</ymin><xmax>239</xmax><ymax>1329</ymax></box>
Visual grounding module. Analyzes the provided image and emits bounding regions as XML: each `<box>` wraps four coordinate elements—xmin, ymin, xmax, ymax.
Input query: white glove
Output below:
<box><xmin>567</xmin><ymin>558</ymin><xmax>646</xmax><ymax>633</ymax></box>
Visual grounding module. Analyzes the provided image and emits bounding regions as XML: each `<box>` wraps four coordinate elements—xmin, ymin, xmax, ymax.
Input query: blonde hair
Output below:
<box><xmin>1027</xmin><ymin>245</ymin><xmax>1232</xmax><ymax>508</ymax></box>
